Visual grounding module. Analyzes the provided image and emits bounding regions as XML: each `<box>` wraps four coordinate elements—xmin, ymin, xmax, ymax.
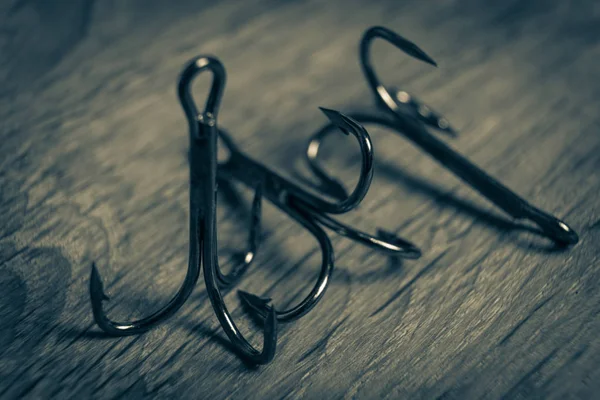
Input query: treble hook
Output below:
<box><xmin>89</xmin><ymin>52</ymin><xmax>420</xmax><ymax>364</ymax></box>
<box><xmin>305</xmin><ymin>26</ymin><xmax>579</xmax><ymax>246</ymax></box>
<box><xmin>191</xmin><ymin>57</ymin><xmax>420</xmax><ymax>361</ymax></box>
<box><xmin>89</xmin><ymin>56</ymin><xmax>276</xmax><ymax>364</ymax></box>
<box><xmin>183</xmin><ymin>56</ymin><xmax>279</xmax><ymax>364</ymax></box>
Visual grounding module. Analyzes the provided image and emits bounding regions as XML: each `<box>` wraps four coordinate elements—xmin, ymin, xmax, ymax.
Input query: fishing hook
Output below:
<box><xmin>89</xmin><ymin>56</ymin><xmax>277</xmax><ymax>364</ymax></box>
<box><xmin>218</xmin><ymin>120</ymin><xmax>421</xmax><ymax>321</ymax></box>
<box><xmin>188</xmin><ymin>56</ymin><xmax>419</xmax><ymax>361</ymax></box>
<box><xmin>89</xmin><ymin>54</ymin><xmax>420</xmax><ymax>364</ymax></box>
<box><xmin>213</xmin><ymin>106</ymin><xmax>421</xmax><ymax>321</ymax></box>
<box><xmin>305</xmin><ymin>26</ymin><xmax>579</xmax><ymax>246</ymax></box>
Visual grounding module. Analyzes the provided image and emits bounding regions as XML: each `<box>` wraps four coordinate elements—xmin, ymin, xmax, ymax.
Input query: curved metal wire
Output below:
<box><xmin>303</xmin><ymin>113</ymin><xmax>424</xmax><ymax>256</ymax></box>
<box><xmin>88</xmin><ymin>56</ymin><xmax>228</xmax><ymax>336</ymax></box>
<box><xmin>216</xmin><ymin>114</ymin><xmax>421</xmax><ymax>324</ymax></box>
<box><xmin>89</xmin><ymin>51</ymin><xmax>424</xmax><ymax>364</ymax></box>
<box><xmin>305</xmin><ymin>26</ymin><xmax>579</xmax><ymax>246</ymax></box>
<box><xmin>88</xmin><ymin>57</ymin><xmax>276</xmax><ymax>363</ymax></box>
<box><xmin>218</xmin><ymin>109</ymin><xmax>373</xmax><ymax>215</ymax></box>
<box><xmin>181</xmin><ymin>56</ymin><xmax>277</xmax><ymax>364</ymax></box>
<box><xmin>309</xmin><ymin>211</ymin><xmax>422</xmax><ymax>259</ymax></box>
<box><xmin>216</xmin><ymin>129</ymin><xmax>337</xmax><ymax>323</ymax></box>
<box><xmin>238</xmin><ymin>200</ymin><xmax>334</xmax><ymax>323</ymax></box>
<box><xmin>215</xmin><ymin>183</ymin><xmax>263</xmax><ymax>286</ymax></box>
<box><xmin>215</xmin><ymin>127</ymin><xmax>346</xmax><ymax>323</ymax></box>
<box><xmin>360</xmin><ymin>26</ymin><xmax>457</xmax><ymax>136</ymax></box>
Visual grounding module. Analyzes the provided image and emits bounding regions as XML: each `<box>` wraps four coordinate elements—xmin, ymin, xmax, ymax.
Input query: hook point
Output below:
<box><xmin>400</xmin><ymin>38</ymin><xmax>437</xmax><ymax>67</ymax></box>
<box><xmin>384</xmin><ymin>27</ymin><xmax>438</xmax><ymax>67</ymax></box>
<box><xmin>90</xmin><ymin>263</ymin><xmax>110</xmax><ymax>302</ymax></box>
<box><xmin>318</xmin><ymin>107</ymin><xmax>350</xmax><ymax>135</ymax></box>
<box><xmin>238</xmin><ymin>290</ymin><xmax>272</xmax><ymax>319</ymax></box>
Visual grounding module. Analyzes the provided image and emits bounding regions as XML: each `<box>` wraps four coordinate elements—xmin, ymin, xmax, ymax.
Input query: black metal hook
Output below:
<box><xmin>195</xmin><ymin>58</ymin><xmax>423</xmax><ymax>359</ymax></box>
<box><xmin>89</xmin><ymin>54</ymin><xmax>420</xmax><ymax>365</ymax></box>
<box><xmin>216</xmin><ymin>112</ymin><xmax>421</xmax><ymax>326</ymax></box>
<box><xmin>88</xmin><ymin>58</ymin><xmax>222</xmax><ymax>336</ymax></box>
<box><xmin>89</xmin><ymin>56</ymin><xmax>277</xmax><ymax>364</ymax></box>
<box><xmin>360</xmin><ymin>26</ymin><xmax>458</xmax><ymax>137</ymax></box>
<box><xmin>305</xmin><ymin>26</ymin><xmax>579</xmax><ymax>246</ymax></box>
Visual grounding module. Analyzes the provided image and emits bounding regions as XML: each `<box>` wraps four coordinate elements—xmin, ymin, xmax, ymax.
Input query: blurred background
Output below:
<box><xmin>1</xmin><ymin>0</ymin><xmax>599</xmax><ymax>398</ymax></box>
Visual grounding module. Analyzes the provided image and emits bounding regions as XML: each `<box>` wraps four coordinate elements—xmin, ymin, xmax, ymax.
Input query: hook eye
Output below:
<box><xmin>178</xmin><ymin>56</ymin><xmax>226</xmax><ymax>140</ymax></box>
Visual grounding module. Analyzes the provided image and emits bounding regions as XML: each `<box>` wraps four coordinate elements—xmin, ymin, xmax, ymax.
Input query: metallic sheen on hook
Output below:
<box><xmin>89</xmin><ymin>54</ymin><xmax>421</xmax><ymax>365</ymax></box>
<box><xmin>305</xmin><ymin>26</ymin><xmax>579</xmax><ymax>246</ymax></box>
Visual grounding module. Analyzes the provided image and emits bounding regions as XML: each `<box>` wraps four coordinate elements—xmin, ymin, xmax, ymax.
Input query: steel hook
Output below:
<box><xmin>88</xmin><ymin>57</ymin><xmax>276</xmax><ymax>365</ymax></box>
<box><xmin>305</xmin><ymin>26</ymin><xmax>579</xmax><ymax>246</ymax></box>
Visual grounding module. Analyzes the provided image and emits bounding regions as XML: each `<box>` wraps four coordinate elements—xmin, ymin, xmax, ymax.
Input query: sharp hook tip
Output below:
<box><xmin>318</xmin><ymin>107</ymin><xmax>342</xmax><ymax>120</ymax></box>
<box><xmin>400</xmin><ymin>37</ymin><xmax>438</xmax><ymax>67</ymax></box>
<box><xmin>416</xmin><ymin>51</ymin><xmax>437</xmax><ymax>67</ymax></box>
<box><xmin>318</xmin><ymin>107</ymin><xmax>351</xmax><ymax>135</ymax></box>
<box><xmin>409</xmin><ymin>43</ymin><xmax>437</xmax><ymax>67</ymax></box>
<box><xmin>238</xmin><ymin>290</ymin><xmax>273</xmax><ymax>320</ymax></box>
<box><xmin>90</xmin><ymin>262</ymin><xmax>101</xmax><ymax>282</ymax></box>
<box><xmin>90</xmin><ymin>263</ymin><xmax>109</xmax><ymax>302</ymax></box>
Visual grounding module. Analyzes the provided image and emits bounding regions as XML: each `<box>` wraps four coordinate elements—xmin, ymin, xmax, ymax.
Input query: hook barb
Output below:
<box><xmin>238</xmin><ymin>290</ymin><xmax>272</xmax><ymax>320</ymax></box>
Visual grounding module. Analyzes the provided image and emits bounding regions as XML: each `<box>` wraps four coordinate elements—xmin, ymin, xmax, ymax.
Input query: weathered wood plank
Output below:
<box><xmin>1</xmin><ymin>0</ymin><xmax>599</xmax><ymax>398</ymax></box>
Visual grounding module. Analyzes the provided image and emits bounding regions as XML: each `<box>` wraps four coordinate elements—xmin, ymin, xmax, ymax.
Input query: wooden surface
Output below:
<box><xmin>1</xmin><ymin>0</ymin><xmax>599</xmax><ymax>398</ymax></box>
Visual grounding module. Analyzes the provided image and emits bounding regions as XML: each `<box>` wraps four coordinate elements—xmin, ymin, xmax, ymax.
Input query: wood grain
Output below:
<box><xmin>1</xmin><ymin>0</ymin><xmax>599</xmax><ymax>398</ymax></box>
